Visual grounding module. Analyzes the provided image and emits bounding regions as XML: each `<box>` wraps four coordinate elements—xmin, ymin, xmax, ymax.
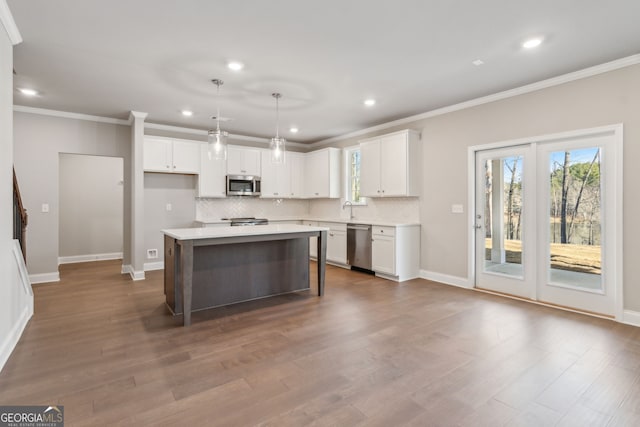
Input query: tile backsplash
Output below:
<box><xmin>196</xmin><ymin>197</ymin><xmax>310</xmax><ymax>221</ymax></box>
<box><xmin>309</xmin><ymin>197</ymin><xmax>420</xmax><ymax>223</ymax></box>
<box><xmin>196</xmin><ymin>196</ymin><xmax>420</xmax><ymax>223</ymax></box>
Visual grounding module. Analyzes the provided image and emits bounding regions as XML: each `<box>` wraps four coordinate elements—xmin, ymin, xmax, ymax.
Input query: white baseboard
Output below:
<box><xmin>622</xmin><ymin>310</ymin><xmax>640</xmax><ymax>327</ymax></box>
<box><xmin>2</xmin><ymin>242</ymin><xmax>35</xmax><ymax>372</ymax></box>
<box><xmin>29</xmin><ymin>272</ymin><xmax>60</xmax><ymax>284</ymax></box>
<box><xmin>327</xmin><ymin>261</ymin><xmax>351</xmax><ymax>270</ymax></box>
<box><xmin>0</xmin><ymin>304</ymin><xmax>32</xmax><ymax>372</ymax></box>
<box><xmin>420</xmin><ymin>270</ymin><xmax>472</xmax><ymax>289</ymax></box>
<box><xmin>121</xmin><ymin>264</ymin><xmax>145</xmax><ymax>281</ymax></box>
<box><xmin>375</xmin><ymin>272</ymin><xmax>399</xmax><ymax>282</ymax></box>
<box><xmin>58</xmin><ymin>252</ymin><xmax>123</xmax><ymax>265</ymax></box>
<box><xmin>121</xmin><ymin>264</ymin><xmax>131</xmax><ymax>275</ymax></box>
<box><xmin>144</xmin><ymin>261</ymin><xmax>164</xmax><ymax>271</ymax></box>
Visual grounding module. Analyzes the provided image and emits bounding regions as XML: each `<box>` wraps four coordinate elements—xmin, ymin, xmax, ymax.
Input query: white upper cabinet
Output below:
<box><xmin>260</xmin><ymin>150</ymin><xmax>290</xmax><ymax>198</ymax></box>
<box><xmin>304</xmin><ymin>148</ymin><xmax>341</xmax><ymax>198</ymax></box>
<box><xmin>288</xmin><ymin>152</ymin><xmax>305</xmax><ymax>198</ymax></box>
<box><xmin>143</xmin><ymin>137</ymin><xmax>200</xmax><ymax>174</ymax></box>
<box><xmin>261</xmin><ymin>151</ymin><xmax>307</xmax><ymax>198</ymax></box>
<box><xmin>359</xmin><ymin>130</ymin><xmax>421</xmax><ymax>197</ymax></box>
<box><xmin>198</xmin><ymin>144</ymin><xmax>227</xmax><ymax>198</ymax></box>
<box><xmin>227</xmin><ymin>146</ymin><xmax>261</xmax><ymax>176</ymax></box>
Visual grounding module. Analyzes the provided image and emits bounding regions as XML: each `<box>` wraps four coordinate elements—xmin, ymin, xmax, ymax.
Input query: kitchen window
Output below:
<box><xmin>344</xmin><ymin>146</ymin><xmax>366</xmax><ymax>205</ymax></box>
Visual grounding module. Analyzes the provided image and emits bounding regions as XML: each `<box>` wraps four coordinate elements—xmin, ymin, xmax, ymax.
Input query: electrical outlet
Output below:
<box><xmin>41</xmin><ymin>203</ymin><xmax>49</xmax><ymax>213</ymax></box>
<box><xmin>147</xmin><ymin>249</ymin><xmax>158</xmax><ymax>259</ymax></box>
<box><xmin>166</xmin><ymin>203</ymin><xmax>172</xmax><ymax>211</ymax></box>
<box><xmin>451</xmin><ymin>204</ymin><xmax>464</xmax><ymax>214</ymax></box>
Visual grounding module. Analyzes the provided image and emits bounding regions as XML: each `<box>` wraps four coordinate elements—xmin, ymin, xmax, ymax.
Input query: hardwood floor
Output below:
<box><xmin>2</xmin><ymin>260</ymin><xmax>640</xmax><ymax>426</ymax></box>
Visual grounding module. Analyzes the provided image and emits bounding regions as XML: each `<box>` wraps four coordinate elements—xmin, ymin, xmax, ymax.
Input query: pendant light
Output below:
<box><xmin>207</xmin><ymin>79</ymin><xmax>228</xmax><ymax>161</ymax></box>
<box><xmin>270</xmin><ymin>93</ymin><xmax>286</xmax><ymax>164</ymax></box>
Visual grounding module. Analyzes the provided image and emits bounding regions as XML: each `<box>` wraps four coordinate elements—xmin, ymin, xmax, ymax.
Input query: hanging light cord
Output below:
<box><xmin>215</xmin><ymin>80</ymin><xmax>222</xmax><ymax>132</ymax></box>
<box><xmin>273</xmin><ymin>93</ymin><xmax>281</xmax><ymax>139</ymax></box>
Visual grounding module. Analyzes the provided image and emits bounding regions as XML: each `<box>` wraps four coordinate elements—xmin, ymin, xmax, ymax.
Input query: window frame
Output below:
<box><xmin>343</xmin><ymin>145</ymin><xmax>367</xmax><ymax>206</ymax></box>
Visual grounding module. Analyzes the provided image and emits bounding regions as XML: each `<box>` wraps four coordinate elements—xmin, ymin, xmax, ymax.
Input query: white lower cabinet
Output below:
<box><xmin>320</xmin><ymin>222</ymin><xmax>347</xmax><ymax>265</ymax></box>
<box><xmin>372</xmin><ymin>225</ymin><xmax>420</xmax><ymax>281</ymax></box>
<box><xmin>372</xmin><ymin>227</ymin><xmax>396</xmax><ymax>275</ymax></box>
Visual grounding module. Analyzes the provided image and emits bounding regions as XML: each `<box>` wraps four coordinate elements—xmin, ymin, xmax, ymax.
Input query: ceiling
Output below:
<box><xmin>8</xmin><ymin>0</ymin><xmax>640</xmax><ymax>144</ymax></box>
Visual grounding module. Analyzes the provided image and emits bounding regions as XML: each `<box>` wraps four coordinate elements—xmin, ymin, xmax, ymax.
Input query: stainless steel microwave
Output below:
<box><xmin>226</xmin><ymin>175</ymin><xmax>261</xmax><ymax>196</ymax></box>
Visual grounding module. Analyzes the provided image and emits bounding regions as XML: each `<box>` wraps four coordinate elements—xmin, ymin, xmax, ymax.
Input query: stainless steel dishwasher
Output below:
<box><xmin>347</xmin><ymin>223</ymin><xmax>372</xmax><ymax>271</ymax></box>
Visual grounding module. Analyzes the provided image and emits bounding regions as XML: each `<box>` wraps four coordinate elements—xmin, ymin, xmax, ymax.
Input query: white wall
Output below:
<box><xmin>1</xmin><ymin>2</ymin><xmax>33</xmax><ymax>372</ymax></box>
<box><xmin>144</xmin><ymin>173</ymin><xmax>196</xmax><ymax>268</ymax></box>
<box><xmin>59</xmin><ymin>153</ymin><xmax>124</xmax><ymax>260</ymax></box>
<box><xmin>318</xmin><ymin>63</ymin><xmax>640</xmax><ymax>312</ymax></box>
<box><xmin>13</xmin><ymin>112</ymin><xmax>132</xmax><ymax>280</ymax></box>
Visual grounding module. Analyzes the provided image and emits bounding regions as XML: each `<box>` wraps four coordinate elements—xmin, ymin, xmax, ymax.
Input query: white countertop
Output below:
<box><xmin>163</xmin><ymin>224</ymin><xmax>329</xmax><ymax>240</ymax></box>
<box><xmin>194</xmin><ymin>217</ymin><xmax>420</xmax><ymax>228</ymax></box>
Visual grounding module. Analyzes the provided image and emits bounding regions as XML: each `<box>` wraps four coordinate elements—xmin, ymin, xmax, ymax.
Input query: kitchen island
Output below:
<box><xmin>163</xmin><ymin>224</ymin><xmax>328</xmax><ymax>326</ymax></box>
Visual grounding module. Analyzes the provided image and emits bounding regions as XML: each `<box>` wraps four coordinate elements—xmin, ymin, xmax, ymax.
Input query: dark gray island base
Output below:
<box><xmin>163</xmin><ymin>225</ymin><xmax>328</xmax><ymax>326</ymax></box>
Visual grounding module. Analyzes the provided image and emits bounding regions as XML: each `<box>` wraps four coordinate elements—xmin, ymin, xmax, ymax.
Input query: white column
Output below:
<box><xmin>129</xmin><ymin>111</ymin><xmax>147</xmax><ymax>280</ymax></box>
<box><xmin>491</xmin><ymin>159</ymin><xmax>505</xmax><ymax>263</ymax></box>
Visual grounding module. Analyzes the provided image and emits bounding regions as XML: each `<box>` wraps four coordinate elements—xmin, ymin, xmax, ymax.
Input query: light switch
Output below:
<box><xmin>41</xmin><ymin>203</ymin><xmax>49</xmax><ymax>213</ymax></box>
<box><xmin>166</xmin><ymin>203</ymin><xmax>172</xmax><ymax>212</ymax></box>
<box><xmin>451</xmin><ymin>204</ymin><xmax>464</xmax><ymax>214</ymax></box>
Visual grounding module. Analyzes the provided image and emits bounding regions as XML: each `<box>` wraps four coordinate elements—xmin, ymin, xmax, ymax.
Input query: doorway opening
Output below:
<box><xmin>58</xmin><ymin>153</ymin><xmax>124</xmax><ymax>267</ymax></box>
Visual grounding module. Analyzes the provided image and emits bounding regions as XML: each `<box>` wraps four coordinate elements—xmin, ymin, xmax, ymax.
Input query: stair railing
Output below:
<box><xmin>13</xmin><ymin>167</ymin><xmax>27</xmax><ymax>263</ymax></box>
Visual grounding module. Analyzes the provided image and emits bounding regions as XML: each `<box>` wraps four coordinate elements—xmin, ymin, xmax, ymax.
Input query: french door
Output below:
<box><xmin>474</xmin><ymin>127</ymin><xmax>622</xmax><ymax>317</ymax></box>
<box><xmin>475</xmin><ymin>145</ymin><xmax>535</xmax><ymax>299</ymax></box>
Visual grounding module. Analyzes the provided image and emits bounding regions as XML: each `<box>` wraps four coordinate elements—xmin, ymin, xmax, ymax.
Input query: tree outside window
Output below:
<box><xmin>345</xmin><ymin>147</ymin><xmax>365</xmax><ymax>205</ymax></box>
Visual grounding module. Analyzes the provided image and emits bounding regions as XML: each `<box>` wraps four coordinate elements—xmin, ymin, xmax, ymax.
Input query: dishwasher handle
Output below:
<box><xmin>347</xmin><ymin>224</ymin><xmax>372</xmax><ymax>231</ymax></box>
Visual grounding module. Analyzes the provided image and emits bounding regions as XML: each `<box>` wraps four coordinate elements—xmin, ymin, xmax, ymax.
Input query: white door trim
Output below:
<box><xmin>467</xmin><ymin>123</ymin><xmax>624</xmax><ymax>320</ymax></box>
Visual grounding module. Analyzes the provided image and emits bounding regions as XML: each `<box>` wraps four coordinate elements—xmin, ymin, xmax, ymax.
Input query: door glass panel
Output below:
<box><xmin>548</xmin><ymin>148</ymin><xmax>602</xmax><ymax>291</ymax></box>
<box><xmin>483</xmin><ymin>155</ymin><xmax>524</xmax><ymax>278</ymax></box>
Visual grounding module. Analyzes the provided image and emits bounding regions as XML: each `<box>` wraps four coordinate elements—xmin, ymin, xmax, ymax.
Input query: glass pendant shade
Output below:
<box><xmin>208</xmin><ymin>78</ymin><xmax>228</xmax><ymax>161</ymax></box>
<box><xmin>270</xmin><ymin>136</ymin><xmax>286</xmax><ymax>164</ymax></box>
<box><xmin>207</xmin><ymin>129</ymin><xmax>228</xmax><ymax>161</ymax></box>
<box><xmin>271</xmin><ymin>93</ymin><xmax>286</xmax><ymax>164</ymax></box>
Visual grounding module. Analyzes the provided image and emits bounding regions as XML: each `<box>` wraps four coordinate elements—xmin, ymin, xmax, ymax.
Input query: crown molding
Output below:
<box><xmin>310</xmin><ymin>54</ymin><xmax>640</xmax><ymax>148</ymax></box>
<box><xmin>13</xmin><ymin>105</ymin><xmax>130</xmax><ymax>125</ymax></box>
<box><xmin>129</xmin><ymin>111</ymin><xmax>148</xmax><ymax>122</ymax></box>
<box><xmin>144</xmin><ymin>122</ymin><xmax>308</xmax><ymax>148</ymax></box>
<box><xmin>0</xmin><ymin>0</ymin><xmax>22</xmax><ymax>45</ymax></box>
<box><xmin>11</xmin><ymin>105</ymin><xmax>309</xmax><ymax>147</ymax></box>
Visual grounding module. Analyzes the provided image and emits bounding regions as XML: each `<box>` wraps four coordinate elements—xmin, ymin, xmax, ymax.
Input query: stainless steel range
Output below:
<box><xmin>228</xmin><ymin>217</ymin><xmax>269</xmax><ymax>226</ymax></box>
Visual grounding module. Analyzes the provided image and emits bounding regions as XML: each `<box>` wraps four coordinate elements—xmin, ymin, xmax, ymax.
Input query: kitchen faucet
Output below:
<box><xmin>343</xmin><ymin>201</ymin><xmax>354</xmax><ymax>220</ymax></box>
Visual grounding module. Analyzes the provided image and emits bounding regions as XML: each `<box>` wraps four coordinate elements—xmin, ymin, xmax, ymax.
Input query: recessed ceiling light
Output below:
<box><xmin>364</xmin><ymin>99</ymin><xmax>376</xmax><ymax>107</ymax></box>
<box><xmin>523</xmin><ymin>38</ymin><xmax>543</xmax><ymax>49</ymax></box>
<box><xmin>289</xmin><ymin>127</ymin><xmax>299</xmax><ymax>133</ymax></box>
<box><xmin>19</xmin><ymin>88</ymin><xmax>38</xmax><ymax>96</ymax></box>
<box><xmin>181</xmin><ymin>110</ymin><xmax>193</xmax><ymax>117</ymax></box>
<box><xmin>227</xmin><ymin>61</ymin><xmax>244</xmax><ymax>71</ymax></box>
<box><xmin>472</xmin><ymin>59</ymin><xmax>484</xmax><ymax>66</ymax></box>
